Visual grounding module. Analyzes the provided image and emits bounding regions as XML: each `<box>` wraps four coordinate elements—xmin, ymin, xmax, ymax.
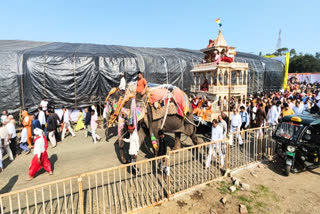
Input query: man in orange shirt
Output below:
<box><xmin>136</xmin><ymin>71</ymin><xmax>147</xmax><ymax>99</ymax></box>
<box><xmin>22</xmin><ymin>108</ymin><xmax>33</xmax><ymax>146</ymax></box>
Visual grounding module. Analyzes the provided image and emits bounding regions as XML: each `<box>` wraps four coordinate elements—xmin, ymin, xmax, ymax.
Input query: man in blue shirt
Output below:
<box><xmin>240</xmin><ymin>106</ymin><xmax>250</xmax><ymax>130</ymax></box>
<box><xmin>293</xmin><ymin>101</ymin><xmax>303</xmax><ymax>114</ymax></box>
<box><xmin>31</xmin><ymin>115</ymin><xmax>41</xmax><ymax>138</ymax></box>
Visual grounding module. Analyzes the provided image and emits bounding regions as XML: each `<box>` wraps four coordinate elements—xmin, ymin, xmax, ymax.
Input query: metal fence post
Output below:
<box><xmin>78</xmin><ymin>176</ymin><xmax>84</xmax><ymax>214</ymax></box>
<box><xmin>166</xmin><ymin>155</ymin><xmax>171</xmax><ymax>200</ymax></box>
<box><xmin>226</xmin><ymin>136</ymin><xmax>230</xmax><ymax>173</ymax></box>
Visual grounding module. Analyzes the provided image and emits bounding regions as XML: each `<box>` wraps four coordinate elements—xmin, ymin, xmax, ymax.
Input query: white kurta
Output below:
<box><xmin>33</xmin><ymin>136</ymin><xmax>45</xmax><ymax>158</ymax></box>
<box><xmin>267</xmin><ymin>105</ymin><xmax>280</xmax><ymax>125</ymax></box>
<box><xmin>230</xmin><ymin>114</ymin><xmax>242</xmax><ymax>130</ymax></box>
<box><xmin>119</xmin><ymin>77</ymin><xmax>126</xmax><ymax>91</ymax></box>
<box><xmin>123</xmin><ymin>131</ymin><xmax>140</xmax><ymax>156</ymax></box>
<box><xmin>38</xmin><ymin>110</ymin><xmax>46</xmax><ymax>125</ymax></box>
<box><xmin>230</xmin><ymin>113</ymin><xmax>243</xmax><ymax>145</ymax></box>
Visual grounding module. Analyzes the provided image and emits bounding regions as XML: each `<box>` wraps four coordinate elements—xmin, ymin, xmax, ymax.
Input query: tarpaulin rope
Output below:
<box><xmin>73</xmin><ymin>50</ymin><xmax>78</xmax><ymax>109</ymax></box>
<box><xmin>42</xmin><ymin>53</ymin><xmax>48</xmax><ymax>98</ymax></box>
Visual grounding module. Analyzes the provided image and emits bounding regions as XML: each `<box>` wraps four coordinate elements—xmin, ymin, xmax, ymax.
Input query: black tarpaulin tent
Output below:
<box><xmin>0</xmin><ymin>40</ymin><xmax>284</xmax><ymax>116</ymax></box>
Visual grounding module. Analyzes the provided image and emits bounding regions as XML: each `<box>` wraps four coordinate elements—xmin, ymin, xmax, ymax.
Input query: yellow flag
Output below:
<box><xmin>283</xmin><ymin>52</ymin><xmax>290</xmax><ymax>90</ymax></box>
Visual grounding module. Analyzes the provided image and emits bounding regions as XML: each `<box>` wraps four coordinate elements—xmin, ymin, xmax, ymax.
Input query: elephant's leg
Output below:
<box><xmin>173</xmin><ymin>132</ymin><xmax>182</xmax><ymax>150</ymax></box>
<box><xmin>118</xmin><ymin>139</ymin><xmax>127</xmax><ymax>164</ymax></box>
<box><xmin>105</xmin><ymin>128</ymin><xmax>109</xmax><ymax>142</ymax></box>
<box><xmin>190</xmin><ymin>132</ymin><xmax>199</xmax><ymax>145</ymax></box>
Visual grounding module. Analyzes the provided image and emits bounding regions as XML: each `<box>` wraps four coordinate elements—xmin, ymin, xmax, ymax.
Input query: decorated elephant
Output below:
<box><xmin>112</xmin><ymin>84</ymin><xmax>200</xmax><ymax>164</ymax></box>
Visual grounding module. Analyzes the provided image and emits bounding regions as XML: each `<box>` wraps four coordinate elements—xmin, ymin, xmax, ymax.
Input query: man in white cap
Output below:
<box><xmin>27</xmin><ymin>128</ymin><xmax>52</xmax><ymax>180</ymax></box>
<box><xmin>119</xmin><ymin>72</ymin><xmax>126</xmax><ymax>96</ymax></box>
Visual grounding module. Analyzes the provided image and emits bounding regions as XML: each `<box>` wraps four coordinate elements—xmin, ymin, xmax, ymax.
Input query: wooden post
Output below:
<box><xmin>78</xmin><ymin>177</ymin><xmax>84</xmax><ymax>214</ymax></box>
<box><xmin>99</xmin><ymin>97</ymin><xmax>102</xmax><ymax>116</ymax></box>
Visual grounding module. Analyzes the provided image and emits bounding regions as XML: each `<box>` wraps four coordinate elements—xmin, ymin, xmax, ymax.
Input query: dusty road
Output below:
<box><xmin>140</xmin><ymin>159</ymin><xmax>320</xmax><ymax>214</ymax></box>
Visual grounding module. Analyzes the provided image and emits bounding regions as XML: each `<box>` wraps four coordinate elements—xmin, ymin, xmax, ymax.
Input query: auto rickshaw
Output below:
<box><xmin>273</xmin><ymin>113</ymin><xmax>320</xmax><ymax>176</ymax></box>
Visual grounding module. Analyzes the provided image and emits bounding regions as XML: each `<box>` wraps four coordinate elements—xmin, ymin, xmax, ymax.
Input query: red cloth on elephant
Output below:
<box><xmin>148</xmin><ymin>87</ymin><xmax>187</xmax><ymax>117</ymax></box>
<box><xmin>172</xmin><ymin>88</ymin><xmax>186</xmax><ymax>117</ymax></box>
<box><xmin>148</xmin><ymin>88</ymin><xmax>168</xmax><ymax>105</ymax></box>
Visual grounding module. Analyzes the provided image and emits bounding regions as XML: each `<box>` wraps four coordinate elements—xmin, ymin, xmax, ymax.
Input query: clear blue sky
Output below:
<box><xmin>1</xmin><ymin>0</ymin><xmax>319</xmax><ymax>55</ymax></box>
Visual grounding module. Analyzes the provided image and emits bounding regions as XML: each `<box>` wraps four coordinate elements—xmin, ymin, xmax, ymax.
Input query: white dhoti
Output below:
<box><xmin>91</xmin><ymin>128</ymin><xmax>101</xmax><ymax>144</ymax></box>
<box><xmin>205</xmin><ymin>143</ymin><xmax>225</xmax><ymax>168</ymax></box>
<box><xmin>62</xmin><ymin>122</ymin><xmax>75</xmax><ymax>140</ymax></box>
<box><xmin>21</xmin><ymin>128</ymin><xmax>28</xmax><ymax>142</ymax></box>
<box><xmin>229</xmin><ymin>127</ymin><xmax>243</xmax><ymax>146</ymax></box>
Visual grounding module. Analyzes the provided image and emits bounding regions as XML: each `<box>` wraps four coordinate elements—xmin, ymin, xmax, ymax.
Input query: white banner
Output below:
<box><xmin>288</xmin><ymin>73</ymin><xmax>320</xmax><ymax>84</ymax></box>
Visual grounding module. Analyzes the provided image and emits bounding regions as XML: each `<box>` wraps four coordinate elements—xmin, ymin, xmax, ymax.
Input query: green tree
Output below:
<box><xmin>273</xmin><ymin>47</ymin><xmax>289</xmax><ymax>56</ymax></box>
<box><xmin>290</xmin><ymin>48</ymin><xmax>296</xmax><ymax>57</ymax></box>
<box><xmin>316</xmin><ymin>52</ymin><xmax>320</xmax><ymax>59</ymax></box>
<box><xmin>289</xmin><ymin>54</ymin><xmax>320</xmax><ymax>73</ymax></box>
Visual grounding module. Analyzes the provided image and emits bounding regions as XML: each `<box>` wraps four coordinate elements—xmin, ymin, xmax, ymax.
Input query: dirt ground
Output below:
<box><xmin>0</xmin><ymin>126</ymin><xmax>202</xmax><ymax>194</ymax></box>
<box><xmin>139</xmin><ymin>159</ymin><xmax>320</xmax><ymax>214</ymax></box>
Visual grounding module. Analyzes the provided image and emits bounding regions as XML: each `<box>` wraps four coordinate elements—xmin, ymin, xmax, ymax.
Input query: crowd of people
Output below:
<box><xmin>0</xmin><ymin>99</ymin><xmax>105</xmax><ymax>178</ymax></box>
<box><xmin>200</xmin><ymin>81</ymin><xmax>320</xmax><ymax>169</ymax></box>
<box><xmin>0</xmin><ymin>71</ymin><xmax>149</xmax><ymax>179</ymax></box>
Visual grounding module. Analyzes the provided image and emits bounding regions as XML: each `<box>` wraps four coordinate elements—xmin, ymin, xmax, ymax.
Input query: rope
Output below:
<box><xmin>43</xmin><ymin>54</ymin><xmax>47</xmax><ymax>98</ymax></box>
<box><xmin>160</xmin><ymin>93</ymin><xmax>171</xmax><ymax>130</ymax></box>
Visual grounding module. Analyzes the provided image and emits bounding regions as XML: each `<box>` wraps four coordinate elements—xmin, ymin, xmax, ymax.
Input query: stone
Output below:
<box><xmin>239</xmin><ymin>204</ymin><xmax>248</xmax><ymax>214</ymax></box>
<box><xmin>250</xmin><ymin>172</ymin><xmax>258</xmax><ymax>178</ymax></box>
<box><xmin>258</xmin><ymin>164</ymin><xmax>265</xmax><ymax>169</ymax></box>
<box><xmin>229</xmin><ymin>186</ymin><xmax>237</xmax><ymax>192</ymax></box>
<box><xmin>193</xmin><ymin>202</ymin><xmax>199</xmax><ymax>207</ymax></box>
<box><xmin>231</xmin><ymin>177</ymin><xmax>239</xmax><ymax>182</ymax></box>
<box><xmin>234</xmin><ymin>179</ymin><xmax>240</xmax><ymax>187</ymax></box>
<box><xmin>241</xmin><ymin>183</ymin><xmax>250</xmax><ymax>191</ymax></box>
<box><xmin>209</xmin><ymin>208</ymin><xmax>217</xmax><ymax>214</ymax></box>
<box><xmin>220</xmin><ymin>197</ymin><xmax>227</xmax><ymax>205</ymax></box>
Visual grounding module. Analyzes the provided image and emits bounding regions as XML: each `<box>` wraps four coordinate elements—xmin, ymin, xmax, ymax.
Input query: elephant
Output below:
<box><xmin>116</xmin><ymin>92</ymin><xmax>200</xmax><ymax>164</ymax></box>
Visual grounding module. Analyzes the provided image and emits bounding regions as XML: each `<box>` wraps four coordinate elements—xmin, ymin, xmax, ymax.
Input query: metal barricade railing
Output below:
<box><xmin>168</xmin><ymin>139</ymin><xmax>227</xmax><ymax>197</ymax></box>
<box><xmin>78</xmin><ymin>156</ymin><xmax>168</xmax><ymax>214</ymax></box>
<box><xmin>0</xmin><ymin>176</ymin><xmax>80</xmax><ymax>214</ymax></box>
<box><xmin>0</xmin><ymin>126</ymin><xmax>277</xmax><ymax>214</ymax></box>
<box><xmin>228</xmin><ymin>126</ymin><xmax>276</xmax><ymax>170</ymax></box>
